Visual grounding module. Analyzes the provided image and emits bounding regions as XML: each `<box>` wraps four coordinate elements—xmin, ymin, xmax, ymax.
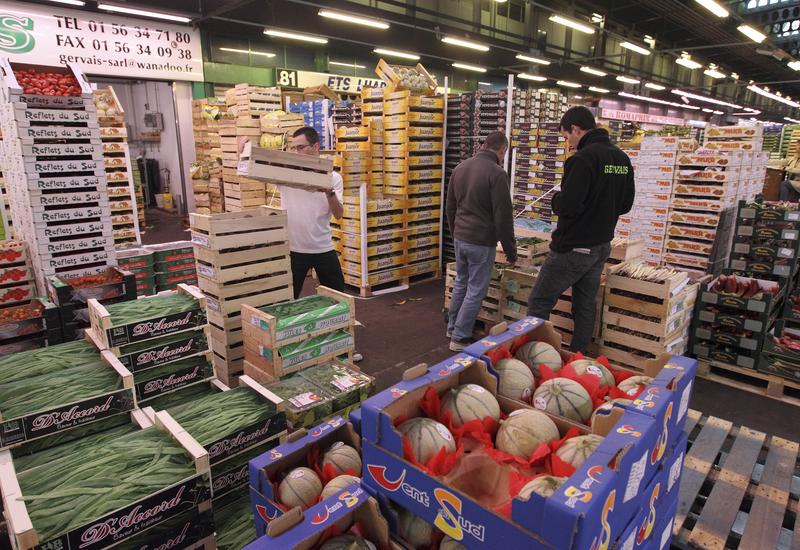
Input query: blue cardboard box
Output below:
<box><xmin>360</xmin><ymin>354</ymin><xmax>665</xmax><ymax>549</ymax></box>
<box><xmin>248</xmin><ymin>417</ymin><xmax>360</xmax><ymax>536</ymax></box>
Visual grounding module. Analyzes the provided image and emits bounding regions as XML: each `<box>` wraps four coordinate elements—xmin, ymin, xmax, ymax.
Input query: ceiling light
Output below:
<box><xmin>619</xmin><ymin>91</ymin><xmax>701</xmax><ymax>110</ymax></box>
<box><xmin>676</xmin><ymin>54</ymin><xmax>702</xmax><ymax>70</ymax></box>
<box><xmin>645</xmin><ymin>82</ymin><xmax>666</xmax><ymax>90</ymax></box>
<box><xmin>580</xmin><ymin>66</ymin><xmax>607</xmax><ymax>77</ymax></box>
<box><xmin>713</xmin><ymin>110</ymin><xmax>724</xmax><ymax>114</ymax></box>
<box><xmin>373</xmin><ymin>48</ymin><xmax>419</xmax><ymax>61</ymax></box>
<box><xmin>671</xmin><ymin>89</ymin><xmax>741</xmax><ymax>109</ymax></box>
<box><xmin>518</xmin><ymin>73</ymin><xmax>548</xmax><ymax>81</ymax></box>
<box><xmin>574</xmin><ymin>95</ymin><xmax>584</xmax><ymax>99</ymax></box>
<box><xmin>616</xmin><ymin>75</ymin><xmax>640</xmax><ymax>84</ymax></box>
<box><xmin>748</xmin><ymin>84</ymin><xmax>800</xmax><ymax>107</ymax></box>
<box><xmin>785</xmin><ymin>117</ymin><xmax>800</xmax><ymax>123</ymax></box>
<box><xmin>318</xmin><ymin>10</ymin><xmax>389</xmax><ymax>29</ymax></box>
<box><xmin>738</xmin><ymin>24</ymin><xmax>767</xmax><ymax>43</ymax></box>
<box><xmin>591</xmin><ymin>13</ymin><xmax>604</xmax><ymax>23</ymax></box>
<box><xmin>693</xmin><ymin>0</ymin><xmax>729</xmax><ymax>18</ymax></box>
<box><xmin>219</xmin><ymin>47</ymin><xmax>276</xmax><ymax>58</ymax></box>
<box><xmin>703</xmin><ymin>66</ymin><xmax>726</xmax><ymax>79</ymax></box>
<box><xmin>97</xmin><ymin>3</ymin><xmax>193</xmax><ymax>22</ymax></box>
<box><xmin>789</xmin><ymin>61</ymin><xmax>800</xmax><ymax>71</ymax></box>
<box><xmin>442</xmin><ymin>36</ymin><xmax>489</xmax><ymax>52</ymax></box>
<box><xmin>589</xmin><ymin>87</ymin><xmax>610</xmax><ymax>93</ymax></box>
<box><xmin>644</xmin><ymin>35</ymin><xmax>657</xmax><ymax>48</ymax></box>
<box><xmin>452</xmin><ymin>62</ymin><xmax>486</xmax><ymax>73</ymax></box>
<box><xmin>702</xmin><ymin>108</ymin><xmax>714</xmax><ymax>113</ymax></box>
<box><xmin>329</xmin><ymin>61</ymin><xmax>367</xmax><ymax>69</ymax></box>
<box><xmin>549</xmin><ymin>15</ymin><xmax>595</xmax><ymax>35</ymax></box>
<box><xmin>46</xmin><ymin>0</ymin><xmax>86</xmax><ymax>5</ymax></box>
<box><xmin>731</xmin><ymin>72</ymin><xmax>740</xmax><ymax>79</ymax></box>
<box><xmin>620</xmin><ymin>41</ymin><xmax>651</xmax><ymax>55</ymax></box>
<box><xmin>478</xmin><ymin>82</ymin><xmax>492</xmax><ymax>86</ymax></box>
<box><xmin>744</xmin><ymin>107</ymin><xmax>761</xmax><ymax>113</ymax></box>
<box><xmin>265</xmin><ymin>29</ymin><xmax>328</xmax><ymax>44</ymax></box>
<box><xmin>516</xmin><ymin>54</ymin><xmax>551</xmax><ymax>65</ymax></box>
<box><xmin>557</xmin><ymin>80</ymin><xmax>582</xmax><ymax>88</ymax></box>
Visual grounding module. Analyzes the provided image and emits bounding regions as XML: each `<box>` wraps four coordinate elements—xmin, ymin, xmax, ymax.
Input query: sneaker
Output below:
<box><xmin>449</xmin><ymin>338</ymin><xmax>474</xmax><ymax>352</ymax></box>
<box><xmin>352</xmin><ymin>352</ymin><xmax>363</xmax><ymax>362</ymax></box>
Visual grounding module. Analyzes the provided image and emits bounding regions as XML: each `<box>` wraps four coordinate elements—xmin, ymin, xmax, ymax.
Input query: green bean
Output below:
<box><xmin>0</xmin><ymin>340</ymin><xmax>100</xmax><ymax>385</ymax></box>
<box><xmin>214</xmin><ymin>494</ymin><xmax>255</xmax><ymax>550</ymax></box>
<box><xmin>103</xmin><ymin>292</ymin><xmax>199</xmax><ymax>327</ymax></box>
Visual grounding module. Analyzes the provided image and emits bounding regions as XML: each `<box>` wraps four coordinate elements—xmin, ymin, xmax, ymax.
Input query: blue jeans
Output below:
<box><xmin>448</xmin><ymin>239</ymin><xmax>496</xmax><ymax>341</ymax></box>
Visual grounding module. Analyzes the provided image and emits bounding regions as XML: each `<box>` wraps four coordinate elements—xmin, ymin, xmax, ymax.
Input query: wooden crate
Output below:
<box><xmin>241</xmin><ymin>146</ymin><xmax>333</xmax><ymax>192</ymax></box>
<box><xmin>604</xmin><ymin>262</ymin><xmax>692</xmax><ymax>318</ymax></box>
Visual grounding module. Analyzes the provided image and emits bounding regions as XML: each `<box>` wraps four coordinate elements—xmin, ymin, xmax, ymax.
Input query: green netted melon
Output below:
<box><xmin>518</xmin><ymin>475</ymin><xmax>567</xmax><ymax>500</ymax></box>
<box><xmin>278</xmin><ymin>467</ymin><xmax>322</xmax><ymax>510</ymax></box>
<box><xmin>533</xmin><ymin>378</ymin><xmax>592</xmax><ymax>423</ymax></box>
<box><xmin>321</xmin><ymin>442</ymin><xmax>362</xmax><ymax>476</ymax></box>
<box><xmin>515</xmin><ymin>341</ymin><xmax>563</xmax><ymax>377</ymax></box>
<box><xmin>495</xmin><ymin>358</ymin><xmax>535</xmax><ymax>402</ymax></box>
<box><xmin>320</xmin><ymin>474</ymin><xmax>361</xmax><ymax>500</ymax></box>
<box><xmin>618</xmin><ymin>375</ymin><xmax>654</xmax><ymax>396</ymax></box>
<box><xmin>441</xmin><ymin>383</ymin><xmax>500</xmax><ymax>427</ymax></box>
<box><xmin>440</xmin><ymin>536</ymin><xmax>467</xmax><ymax>550</ymax></box>
<box><xmin>570</xmin><ymin>359</ymin><xmax>615</xmax><ymax>388</ymax></box>
<box><xmin>495</xmin><ymin>409</ymin><xmax>560</xmax><ymax>459</ymax></box>
<box><xmin>397</xmin><ymin>417</ymin><xmax>455</xmax><ymax>463</ymax></box>
<box><xmin>398</xmin><ymin>508</ymin><xmax>434</xmax><ymax>549</ymax></box>
<box><xmin>555</xmin><ymin>434</ymin><xmax>604</xmax><ymax>468</ymax></box>
<box><xmin>319</xmin><ymin>535</ymin><xmax>377</xmax><ymax>550</ymax></box>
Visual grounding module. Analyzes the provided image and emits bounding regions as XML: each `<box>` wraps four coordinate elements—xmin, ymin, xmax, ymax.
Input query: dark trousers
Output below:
<box><xmin>780</xmin><ymin>179</ymin><xmax>800</xmax><ymax>201</ymax></box>
<box><xmin>290</xmin><ymin>250</ymin><xmax>345</xmax><ymax>299</ymax></box>
<box><xmin>527</xmin><ymin>242</ymin><xmax>611</xmax><ymax>353</ymax></box>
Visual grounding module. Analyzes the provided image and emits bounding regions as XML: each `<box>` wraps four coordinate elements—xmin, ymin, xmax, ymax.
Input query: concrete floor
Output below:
<box><xmin>145</xmin><ymin>209</ymin><xmax>800</xmax><ymax>442</ymax></box>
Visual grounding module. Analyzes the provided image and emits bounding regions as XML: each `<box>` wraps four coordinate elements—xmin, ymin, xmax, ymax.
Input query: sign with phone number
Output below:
<box><xmin>0</xmin><ymin>0</ymin><xmax>203</xmax><ymax>81</ymax></box>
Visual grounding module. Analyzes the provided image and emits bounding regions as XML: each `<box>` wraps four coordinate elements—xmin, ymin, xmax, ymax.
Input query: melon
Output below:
<box><xmin>441</xmin><ymin>383</ymin><xmax>501</xmax><ymax>427</ymax></box>
<box><xmin>570</xmin><ymin>359</ymin><xmax>615</xmax><ymax>388</ymax></box>
<box><xmin>533</xmin><ymin>378</ymin><xmax>593</xmax><ymax>423</ymax></box>
<box><xmin>319</xmin><ymin>535</ymin><xmax>377</xmax><ymax>550</ymax></box>
<box><xmin>555</xmin><ymin>434</ymin><xmax>604</xmax><ymax>468</ymax></box>
<box><xmin>618</xmin><ymin>375</ymin><xmax>654</xmax><ymax>396</ymax></box>
<box><xmin>321</xmin><ymin>474</ymin><xmax>361</xmax><ymax>500</ymax></box>
<box><xmin>321</xmin><ymin>442</ymin><xmax>362</xmax><ymax>477</ymax></box>
<box><xmin>515</xmin><ymin>341</ymin><xmax>563</xmax><ymax>377</ymax></box>
<box><xmin>495</xmin><ymin>409</ymin><xmax>560</xmax><ymax>459</ymax></box>
<box><xmin>398</xmin><ymin>509</ymin><xmax>434</xmax><ymax>549</ymax></box>
<box><xmin>517</xmin><ymin>475</ymin><xmax>567</xmax><ymax>500</ymax></box>
<box><xmin>440</xmin><ymin>537</ymin><xmax>467</xmax><ymax>550</ymax></box>
<box><xmin>495</xmin><ymin>358</ymin><xmax>535</xmax><ymax>402</ymax></box>
<box><xmin>397</xmin><ymin>417</ymin><xmax>455</xmax><ymax>463</ymax></box>
<box><xmin>278</xmin><ymin>467</ymin><xmax>322</xmax><ymax>510</ymax></box>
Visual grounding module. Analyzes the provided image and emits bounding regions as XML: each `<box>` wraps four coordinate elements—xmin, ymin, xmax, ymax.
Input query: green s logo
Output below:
<box><xmin>0</xmin><ymin>15</ymin><xmax>35</xmax><ymax>54</ymax></box>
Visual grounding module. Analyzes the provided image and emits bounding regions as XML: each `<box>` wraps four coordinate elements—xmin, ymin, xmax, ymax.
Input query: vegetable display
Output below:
<box><xmin>616</xmin><ymin>263</ymin><xmax>683</xmax><ymax>282</ymax></box>
<box><xmin>213</xmin><ymin>493</ymin><xmax>255</xmax><ymax>550</ymax></box>
<box><xmin>144</xmin><ymin>382</ymin><xmax>218</xmax><ymax>411</ymax></box>
<box><xmin>14</xmin><ymin>68</ymin><xmax>81</xmax><ymax>97</ymax></box>
<box><xmin>0</xmin><ymin>302</ymin><xmax>44</xmax><ymax>323</ymax></box>
<box><xmin>773</xmin><ymin>332</ymin><xmax>800</xmax><ymax>351</ymax></box>
<box><xmin>0</xmin><ymin>340</ymin><xmax>99</xmax><ymax>385</ymax></box>
<box><xmin>102</xmin><ymin>292</ymin><xmax>199</xmax><ymax>324</ymax></box>
<box><xmin>709</xmin><ymin>274</ymin><xmax>780</xmax><ymax>298</ymax></box>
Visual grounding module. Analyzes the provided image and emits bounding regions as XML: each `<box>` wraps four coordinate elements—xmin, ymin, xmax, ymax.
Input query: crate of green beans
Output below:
<box><xmin>89</xmin><ymin>283</ymin><xmax>207</xmax><ymax>349</ymax></box>
<box><xmin>134</xmin><ymin>353</ymin><xmax>215</xmax><ymax>403</ymax></box>
<box><xmin>114</xmin><ymin>509</ymin><xmax>215</xmax><ymax>550</ymax></box>
<box><xmin>213</xmin><ymin>492</ymin><xmax>255</xmax><ymax>550</ymax></box>
<box><xmin>0</xmin><ymin>339</ymin><xmax>99</xmax><ymax>386</ymax></box>
<box><xmin>0</xmin><ymin>413</ymin><xmax>211</xmax><ymax>550</ymax></box>
<box><xmin>87</xmin><ymin>326</ymin><xmax>210</xmax><ymax>373</ymax></box>
<box><xmin>0</xmin><ymin>350</ymin><xmax>135</xmax><ymax>450</ymax></box>
<box><xmin>210</xmin><ymin>439</ymin><xmax>279</xmax><ymax>500</ymax></box>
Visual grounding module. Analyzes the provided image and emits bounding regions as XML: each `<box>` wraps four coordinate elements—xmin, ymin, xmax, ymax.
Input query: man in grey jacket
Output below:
<box><xmin>446</xmin><ymin>131</ymin><xmax>517</xmax><ymax>351</ymax></box>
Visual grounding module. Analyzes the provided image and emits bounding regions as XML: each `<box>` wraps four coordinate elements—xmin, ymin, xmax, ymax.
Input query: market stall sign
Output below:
<box><xmin>600</xmin><ymin>108</ymin><xmax>686</xmax><ymax>126</ymax></box>
<box><xmin>277</xmin><ymin>68</ymin><xmax>386</xmax><ymax>93</ymax></box>
<box><xmin>0</xmin><ymin>0</ymin><xmax>203</xmax><ymax>81</ymax></box>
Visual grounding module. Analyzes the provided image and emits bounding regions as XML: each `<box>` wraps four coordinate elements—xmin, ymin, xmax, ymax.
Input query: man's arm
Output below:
<box><xmin>552</xmin><ymin>157</ymin><xmax>592</xmax><ymax>217</ymax></box>
<box><xmin>446</xmin><ymin>169</ymin><xmax>458</xmax><ymax>237</ymax></box>
<box><xmin>327</xmin><ymin>172</ymin><xmax>344</xmax><ymax>220</ymax></box>
<box><xmin>492</xmin><ymin>171</ymin><xmax>517</xmax><ymax>263</ymax></box>
<box><xmin>619</xmin><ymin>164</ymin><xmax>635</xmax><ymax>215</ymax></box>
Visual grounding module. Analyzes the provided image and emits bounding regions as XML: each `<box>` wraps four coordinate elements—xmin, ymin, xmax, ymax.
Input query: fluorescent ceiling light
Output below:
<box><xmin>671</xmin><ymin>89</ymin><xmax>741</xmax><ymax>109</ymax></box>
<box><xmin>329</xmin><ymin>61</ymin><xmax>366</xmax><ymax>69</ymax></box>
<box><xmin>616</xmin><ymin>75</ymin><xmax>640</xmax><ymax>84</ymax></box>
<box><xmin>516</xmin><ymin>54</ymin><xmax>551</xmax><ymax>65</ymax></box>
<box><xmin>318</xmin><ymin>10</ymin><xmax>389</xmax><ymax>29</ymax></box>
<box><xmin>557</xmin><ymin>80</ymin><xmax>582</xmax><ymax>88</ymax></box>
<box><xmin>693</xmin><ymin>0</ymin><xmax>729</xmax><ymax>17</ymax></box>
<box><xmin>265</xmin><ymin>29</ymin><xmax>328</xmax><ymax>44</ymax></box>
<box><xmin>591</xmin><ymin>13</ymin><xmax>604</xmax><ymax>23</ymax></box>
<box><xmin>46</xmin><ymin>0</ymin><xmax>86</xmax><ymax>5</ymax></box>
<box><xmin>713</xmin><ymin>110</ymin><xmax>724</xmax><ymax>114</ymax></box>
<box><xmin>442</xmin><ymin>36</ymin><xmax>489</xmax><ymax>52</ymax></box>
<box><xmin>589</xmin><ymin>87</ymin><xmax>610</xmax><ymax>93</ymax></box>
<box><xmin>580</xmin><ymin>66</ymin><xmax>607</xmax><ymax>77</ymax></box>
<box><xmin>574</xmin><ymin>95</ymin><xmax>584</xmax><ymax>99</ymax></box>
<box><xmin>744</xmin><ymin>107</ymin><xmax>761</xmax><ymax>113</ymax></box>
<box><xmin>748</xmin><ymin>84</ymin><xmax>800</xmax><ymax>107</ymax></box>
<box><xmin>731</xmin><ymin>72</ymin><xmax>740</xmax><ymax>79</ymax></box>
<box><xmin>738</xmin><ymin>24</ymin><xmax>767</xmax><ymax>43</ymax></box>
<box><xmin>789</xmin><ymin>61</ymin><xmax>800</xmax><ymax>71</ymax></box>
<box><xmin>645</xmin><ymin>82</ymin><xmax>666</xmax><ymax>90</ymax></box>
<box><xmin>219</xmin><ymin>47</ymin><xmax>276</xmax><ymax>58</ymax></box>
<box><xmin>478</xmin><ymin>82</ymin><xmax>492</xmax><ymax>86</ymax></box>
<box><xmin>452</xmin><ymin>62</ymin><xmax>486</xmax><ymax>73</ymax></box>
<box><xmin>619</xmin><ymin>91</ymin><xmax>701</xmax><ymax>110</ymax></box>
<box><xmin>373</xmin><ymin>48</ymin><xmax>419</xmax><ymax>61</ymax></box>
<box><xmin>620</xmin><ymin>41</ymin><xmax>651</xmax><ymax>56</ymax></box>
<box><xmin>676</xmin><ymin>55</ymin><xmax>702</xmax><ymax>70</ymax></box>
<box><xmin>785</xmin><ymin>117</ymin><xmax>800</xmax><ymax>123</ymax></box>
<box><xmin>703</xmin><ymin>66</ymin><xmax>726</xmax><ymax>79</ymax></box>
<box><xmin>549</xmin><ymin>15</ymin><xmax>595</xmax><ymax>35</ymax></box>
<box><xmin>518</xmin><ymin>73</ymin><xmax>548</xmax><ymax>81</ymax></box>
<box><xmin>702</xmin><ymin>108</ymin><xmax>714</xmax><ymax>113</ymax></box>
<box><xmin>97</xmin><ymin>3</ymin><xmax>193</xmax><ymax>22</ymax></box>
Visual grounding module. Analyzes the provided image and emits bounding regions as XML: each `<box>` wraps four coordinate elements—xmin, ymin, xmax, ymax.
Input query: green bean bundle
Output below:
<box><xmin>18</xmin><ymin>428</ymin><xmax>194</xmax><ymax>542</ymax></box>
<box><xmin>213</xmin><ymin>494</ymin><xmax>255</xmax><ymax>550</ymax></box>
<box><xmin>145</xmin><ymin>383</ymin><xmax>217</xmax><ymax>411</ymax></box>
<box><xmin>0</xmin><ymin>361</ymin><xmax>122</xmax><ymax>419</ymax></box>
<box><xmin>0</xmin><ymin>340</ymin><xmax>100</xmax><ymax>385</ymax></box>
<box><xmin>103</xmin><ymin>292</ymin><xmax>198</xmax><ymax>325</ymax></box>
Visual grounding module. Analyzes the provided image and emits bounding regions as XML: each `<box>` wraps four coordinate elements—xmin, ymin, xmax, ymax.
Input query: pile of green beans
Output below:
<box><xmin>18</xmin><ymin>428</ymin><xmax>194</xmax><ymax>541</ymax></box>
<box><xmin>104</xmin><ymin>292</ymin><xmax>198</xmax><ymax>325</ymax></box>
<box><xmin>213</xmin><ymin>494</ymin><xmax>255</xmax><ymax>550</ymax></box>
<box><xmin>145</xmin><ymin>383</ymin><xmax>217</xmax><ymax>411</ymax></box>
<box><xmin>0</xmin><ymin>340</ymin><xmax>100</xmax><ymax>385</ymax></box>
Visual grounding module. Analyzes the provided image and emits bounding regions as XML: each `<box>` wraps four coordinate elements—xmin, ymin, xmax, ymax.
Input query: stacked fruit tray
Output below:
<box><xmin>0</xmin><ymin>60</ymin><xmax>117</xmax><ymax>292</ymax></box>
<box><xmin>145</xmin><ymin>240</ymin><xmax>197</xmax><ymax>292</ymax></box>
<box><xmin>0</xmin><ymin>298</ymin><xmax>61</xmax><ymax>356</ymax></box>
<box><xmin>443</xmin><ymin>92</ymin><xmax>474</xmax><ymax>263</ymax></box>
<box><xmin>116</xmin><ymin>247</ymin><xmax>155</xmax><ymax>296</ymax></box>
<box><xmin>334</xmin><ymin>124</ymin><xmax>372</xmax><ymax>193</ymax></box>
<box><xmin>730</xmin><ymin>200</ymin><xmax>800</xmax><ymax>280</ymax></box>
<box><xmin>0</xmin><ymin>240</ymin><xmax>34</xmax><ymax>310</ymax></box>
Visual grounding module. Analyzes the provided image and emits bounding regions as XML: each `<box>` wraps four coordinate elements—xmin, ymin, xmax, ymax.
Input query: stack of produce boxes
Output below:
<box><xmin>360</xmin><ymin>87</ymin><xmax>385</xmax><ymax>195</ymax></box>
<box><xmin>331</xmin><ymin>101</ymin><xmax>361</xmax><ymax>128</ymax></box>
<box><xmin>473</xmin><ymin>89</ymin><xmax>507</xmax><ymax>152</ymax></box>
<box><xmin>93</xmin><ymin>86</ymin><xmax>141</xmax><ymax>246</ymax></box>
<box><xmin>117</xmin><ymin>247</ymin><xmax>155</xmax><ymax>296</ymax></box>
<box><xmin>219</xmin><ymin>113</ymin><xmax>251</xmax><ymax>212</ymax></box>
<box><xmin>287</xmin><ymin>98</ymin><xmax>330</xmax><ymax>149</ymax></box>
<box><xmin>0</xmin><ymin>239</ymin><xmax>34</xmax><ymax>310</ymax></box>
<box><xmin>259</xmin><ymin>110</ymin><xmax>304</xmax><ymax>155</ymax></box>
<box><xmin>130</xmin><ymin>157</ymin><xmax>147</xmax><ymax>224</ymax></box>
<box><xmin>443</xmin><ymin>92</ymin><xmax>474</xmax><ymax>263</ymax></box>
<box><xmin>191</xmin><ymin>99</ymin><xmax>213</xmax><ymax>215</ymax></box>
<box><xmin>190</xmin><ymin>207</ymin><xmax>293</xmax><ymax>386</ymax></box>
<box><xmin>0</xmin><ymin>60</ymin><xmax>117</xmax><ymax>293</ymax></box>
<box><xmin>146</xmin><ymin>240</ymin><xmax>197</xmax><ymax>291</ymax></box>
<box><xmin>356</xmin><ymin>317</ymin><xmax>693</xmax><ymax>550</ymax></box>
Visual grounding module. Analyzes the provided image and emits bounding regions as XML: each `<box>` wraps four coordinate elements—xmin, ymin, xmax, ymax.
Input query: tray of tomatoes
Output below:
<box><xmin>0</xmin><ymin>241</ymin><xmax>28</xmax><ymax>267</ymax></box>
<box><xmin>0</xmin><ymin>298</ymin><xmax>60</xmax><ymax>342</ymax></box>
<box><xmin>0</xmin><ymin>59</ymin><xmax>91</xmax><ymax>105</ymax></box>
<box><xmin>47</xmin><ymin>267</ymin><xmax>136</xmax><ymax>306</ymax></box>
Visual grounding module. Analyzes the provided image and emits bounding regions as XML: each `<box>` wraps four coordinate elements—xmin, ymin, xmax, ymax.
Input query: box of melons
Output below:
<box><xmin>462</xmin><ymin>316</ymin><xmax>696</xmax><ymax>463</ymax></box>
<box><xmin>248</xmin><ymin>417</ymin><xmax>363</xmax><ymax>537</ymax></box>
<box><xmin>359</xmin><ymin>353</ymin><xmax>665</xmax><ymax>549</ymax></box>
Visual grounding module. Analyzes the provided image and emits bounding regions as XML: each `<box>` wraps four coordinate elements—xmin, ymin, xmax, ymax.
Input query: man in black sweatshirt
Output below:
<box><xmin>446</xmin><ymin>131</ymin><xmax>517</xmax><ymax>351</ymax></box>
<box><xmin>527</xmin><ymin>107</ymin><xmax>635</xmax><ymax>353</ymax></box>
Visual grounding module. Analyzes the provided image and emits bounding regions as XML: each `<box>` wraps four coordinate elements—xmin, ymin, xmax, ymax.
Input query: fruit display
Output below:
<box><xmin>708</xmin><ymin>274</ymin><xmax>779</xmax><ymax>298</ymax></box>
<box><xmin>398</xmin><ymin>417</ymin><xmax>456</xmax><ymax>463</ymax></box>
<box><xmin>495</xmin><ymin>409</ymin><xmax>559</xmax><ymax>459</ymax></box>
<box><xmin>532</xmin><ymin>378</ymin><xmax>593</xmax><ymax>423</ymax></box>
<box><xmin>494</xmin><ymin>358</ymin><xmax>535</xmax><ymax>402</ymax></box>
<box><xmin>441</xmin><ymin>383</ymin><xmax>501</xmax><ymax>427</ymax></box>
<box><xmin>13</xmin><ymin>68</ymin><xmax>81</xmax><ymax>97</ymax></box>
<box><xmin>321</xmin><ymin>474</ymin><xmax>361</xmax><ymax>500</ymax></box>
<box><xmin>517</xmin><ymin>475</ymin><xmax>567</xmax><ymax>500</ymax></box>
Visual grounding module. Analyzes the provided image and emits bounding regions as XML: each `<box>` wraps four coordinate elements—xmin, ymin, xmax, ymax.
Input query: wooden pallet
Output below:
<box><xmin>697</xmin><ymin>360</ymin><xmax>800</xmax><ymax>407</ymax></box>
<box><xmin>672</xmin><ymin>409</ymin><xmax>800</xmax><ymax>550</ymax></box>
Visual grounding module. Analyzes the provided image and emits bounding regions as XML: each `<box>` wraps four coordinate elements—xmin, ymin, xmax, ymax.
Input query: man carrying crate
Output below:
<box><xmin>527</xmin><ymin>106</ymin><xmax>635</xmax><ymax>353</ymax></box>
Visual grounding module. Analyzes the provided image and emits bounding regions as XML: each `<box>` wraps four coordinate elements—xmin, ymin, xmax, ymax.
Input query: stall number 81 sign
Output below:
<box><xmin>277</xmin><ymin>69</ymin><xmax>298</xmax><ymax>88</ymax></box>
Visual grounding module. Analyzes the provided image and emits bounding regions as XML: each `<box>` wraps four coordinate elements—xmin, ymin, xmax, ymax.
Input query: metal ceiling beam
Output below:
<box><xmin>193</xmin><ymin>0</ymin><xmax>258</xmax><ymax>24</ymax></box>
